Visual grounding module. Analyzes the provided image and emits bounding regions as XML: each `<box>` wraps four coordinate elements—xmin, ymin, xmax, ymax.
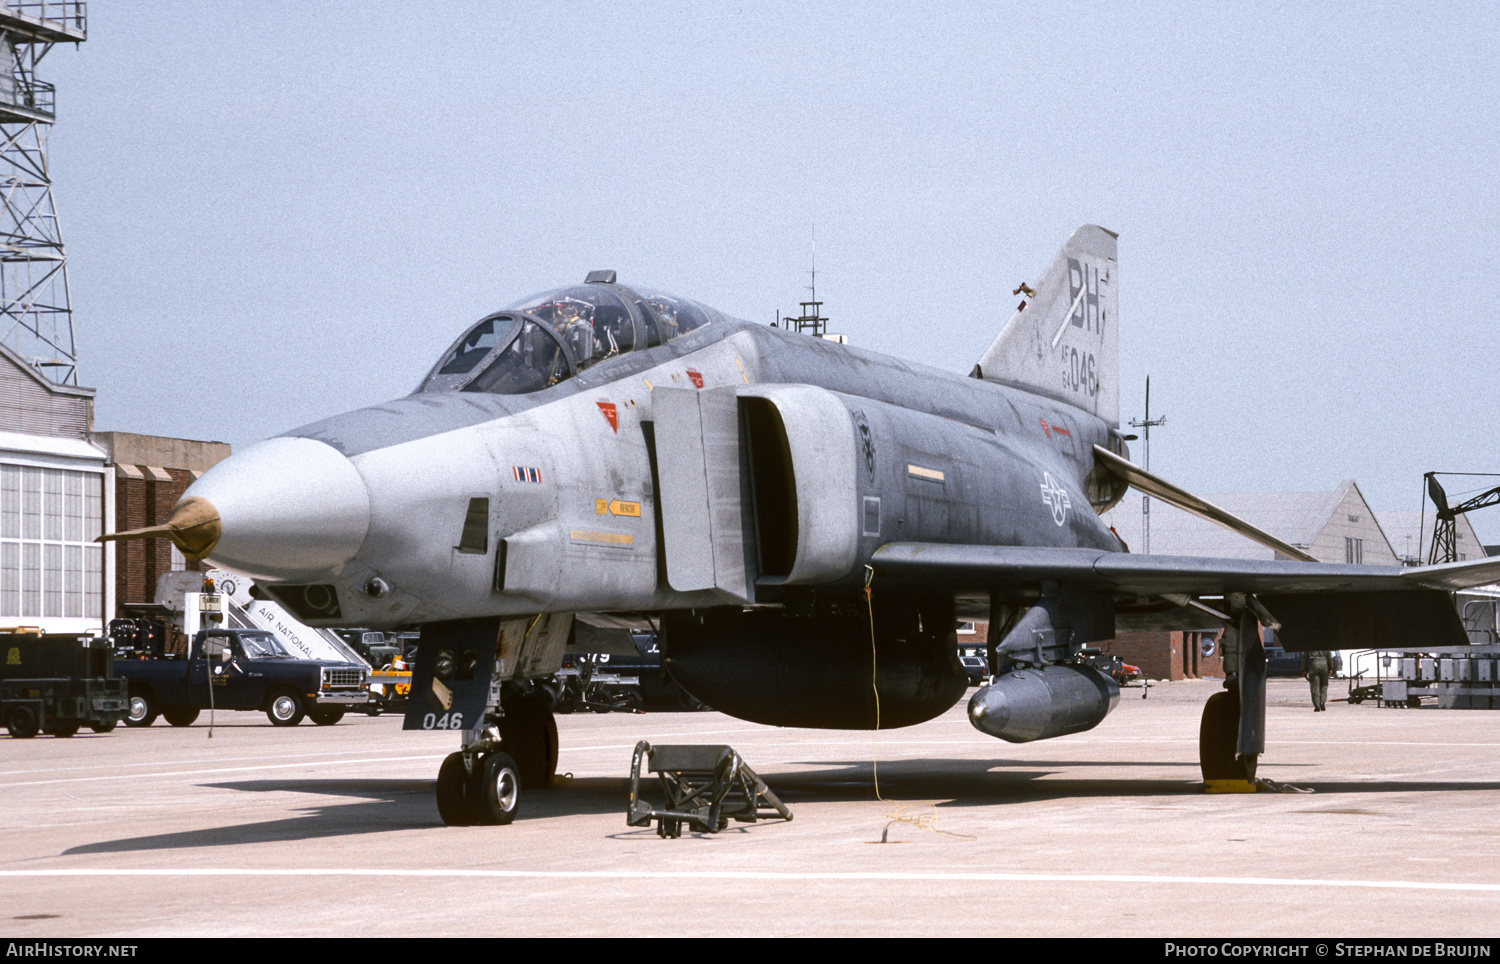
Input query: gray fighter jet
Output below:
<box><xmin>106</xmin><ymin>226</ymin><xmax>1500</xmax><ymax>824</ymax></box>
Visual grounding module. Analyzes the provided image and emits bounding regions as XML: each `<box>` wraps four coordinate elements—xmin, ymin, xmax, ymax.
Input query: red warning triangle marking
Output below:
<box><xmin>597</xmin><ymin>401</ymin><xmax>618</xmax><ymax>433</ymax></box>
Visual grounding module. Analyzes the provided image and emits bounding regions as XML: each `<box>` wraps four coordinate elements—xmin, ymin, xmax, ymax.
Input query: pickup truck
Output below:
<box><xmin>113</xmin><ymin>627</ymin><xmax>370</xmax><ymax>727</ymax></box>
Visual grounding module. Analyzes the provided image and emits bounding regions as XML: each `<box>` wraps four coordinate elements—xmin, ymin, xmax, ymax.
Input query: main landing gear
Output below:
<box><xmin>1199</xmin><ymin>605</ymin><xmax>1266</xmax><ymax>793</ymax></box>
<box><xmin>1199</xmin><ymin>689</ymin><xmax>1255</xmax><ymax>785</ymax></box>
<box><xmin>434</xmin><ymin>684</ymin><xmax>559</xmax><ymax>826</ymax></box>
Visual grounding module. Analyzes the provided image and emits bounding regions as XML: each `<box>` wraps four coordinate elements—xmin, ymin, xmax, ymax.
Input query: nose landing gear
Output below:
<box><xmin>433</xmin><ymin>683</ymin><xmax>558</xmax><ymax>826</ymax></box>
<box><xmin>437</xmin><ymin>749</ymin><xmax>521</xmax><ymax>825</ymax></box>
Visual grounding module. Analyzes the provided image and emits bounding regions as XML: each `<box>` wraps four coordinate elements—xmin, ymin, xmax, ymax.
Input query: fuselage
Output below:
<box><xmin>186</xmin><ymin>304</ymin><xmax>1128</xmax><ymax>628</ymax></box>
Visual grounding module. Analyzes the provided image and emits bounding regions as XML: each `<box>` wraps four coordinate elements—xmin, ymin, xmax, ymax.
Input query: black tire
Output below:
<box><xmin>470</xmin><ymin>751</ymin><xmax>520</xmax><ymax>825</ymax></box>
<box><xmin>125</xmin><ymin>692</ymin><xmax>158</xmax><ymax>728</ymax></box>
<box><xmin>89</xmin><ymin>720</ymin><xmax>117</xmax><ymax>734</ymax></box>
<box><xmin>436</xmin><ymin>752</ymin><xmax>474</xmax><ymax>826</ymax></box>
<box><xmin>50</xmin><ymin>723</ymin><xmax>80</xmax><ymax>738</ymax></box>
<box><xmin>163</xmin><ymin>707</ymin><xmax>200</xmax><ymax>727</ymax></box>
<box><xmin>365</xmin><ymin>703</ymin><xmax>383</xmax><ymax>717</ymax></box>
<box><xmin>1199</xmin><ymin>689</ymin><xmax>1253</xmax><ymax>784</ymax></box>
<box><xmin>308</xmin><ymin>706</ymin><xmax>345</xmax><ymax>726</ymax></box>
<box><xmin>536</xmin><ymin>680</ymin><xmax>562</xmax><ymax>712</ymax></box>
<box><xmin>499</xmin><ymin>695</ymin><xmax>559</xmax><ymax>789</ymax></box>
<box><xmin>267</xmin><ymin>691</ymin><xmax>305</xmax><ymax>726</ymax></box>
<box><xmin>1408</xmin><ymin>696</ymin><xmax>1422</xmax><ymax>708</ymax></box>
<box><xmin>6</xmin><ymin>704</ymin><xmax>39</xmax><ymax>739</ymax></box>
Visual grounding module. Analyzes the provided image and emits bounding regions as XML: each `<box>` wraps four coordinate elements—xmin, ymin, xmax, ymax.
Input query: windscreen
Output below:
<box><xmin>239</xmin><ymin>633</ymin><xmax>292</xmax><ymax>659</ymax></box>
<box><xmin>507</xmin><ymin>286</ymin><xmax>635</xmax><ymax>371</ymax></box>
<box><xmin>421</xmin><ymin>282</ymin><xmax>722</xmax><ymax>394</ymax></box>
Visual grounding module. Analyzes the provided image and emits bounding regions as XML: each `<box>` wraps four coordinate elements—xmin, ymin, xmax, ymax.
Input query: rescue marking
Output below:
<box><xmin>511</xmin><ymin>466</ymin><xmax>542</xmax><ymax>483</ymax></box>
<box><xmin>906</xmin><ymin>464</ymin><xmax>945</xmax><ymax>483</ymax></box>
<box><xmin>570</xmin><ymin>529</ymin><xmax>633</xmax><ymax>546</ymax></box>
<box><xmin>1040</xmin><ymin>472</ymin><xmax>1071</xmax><ymax>526</ymax></box>
<box><xmin>596</xmin><ymin>401</ymin><xmax>618</xmax><ymax>433</ymax></box>
<box><xmin>608</xmin><ymin>500</ymin><xmax>640</xmax><ymax>517</ymax></box>
<box><xmin>7</xmin><ymin>869</ymin><xmax>1500</xmax><ymax>894</ymax></box>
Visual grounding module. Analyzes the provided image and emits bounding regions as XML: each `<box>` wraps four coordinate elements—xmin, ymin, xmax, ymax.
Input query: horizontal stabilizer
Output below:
<box><xmin>1403</xmin><ymin>555</ymin><xmax>1500</xmax><ymax>591</ymax></box>
<box><xmin>1092</xmin><ymin>445</ymin><xmax>1317</xmax><ymax>562</ymax></box>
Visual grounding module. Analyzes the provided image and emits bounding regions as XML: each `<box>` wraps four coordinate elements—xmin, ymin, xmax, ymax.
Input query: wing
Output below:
<box><xmin>1091</xmin><ymin>445</ymin><xmax>1318</xmax><ymax>562</ymax></box>
<box><xmin>871</xmin><ymin>542</ymin><xmax>1500</xmax><ymax>649</ymax></box>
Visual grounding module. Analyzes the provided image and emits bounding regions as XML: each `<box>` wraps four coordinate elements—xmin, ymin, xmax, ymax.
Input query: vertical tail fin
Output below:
<box><xmin>976</xmin><ymin>225</ymin><xmax>1119</xmax><ymax>427</ymax></box>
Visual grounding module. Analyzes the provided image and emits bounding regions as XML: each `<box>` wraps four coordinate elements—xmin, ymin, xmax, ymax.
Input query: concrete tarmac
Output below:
<box><xmin>3</xmin><ymin>679</ymin><xmax>1498</xmax><ymax>938</ymax></box>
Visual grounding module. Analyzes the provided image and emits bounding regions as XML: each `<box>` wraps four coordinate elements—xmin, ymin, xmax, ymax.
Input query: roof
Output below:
<box><xmin>1376</xmin><ymin>511</ymin><xmax>1485</xmax><ymax>565</ymax></box>
<box><xmin>1101</xmin><ymin>480</ymin><xmax>1398</xmax><ymax>564</ymax></box>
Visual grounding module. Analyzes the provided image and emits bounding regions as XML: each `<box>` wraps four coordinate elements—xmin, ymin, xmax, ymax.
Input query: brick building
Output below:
<box><xmin>92</xmin><ymin>432</ymin><xmax>230</xmax><ymax>615</ymax></box>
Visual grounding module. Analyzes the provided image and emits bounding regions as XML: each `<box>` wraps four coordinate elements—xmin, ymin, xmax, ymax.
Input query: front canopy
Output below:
<box><xmin>419</xmin><ymin>281</ymin><xmax>723</xmax><ymax>395</ymax></box>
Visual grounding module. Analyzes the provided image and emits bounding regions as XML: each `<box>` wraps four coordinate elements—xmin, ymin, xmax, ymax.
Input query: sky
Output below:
<box><xmin>28</xmin><ymin>0</ymin><xmax>1500</xmax><ymax>541</ymax></box>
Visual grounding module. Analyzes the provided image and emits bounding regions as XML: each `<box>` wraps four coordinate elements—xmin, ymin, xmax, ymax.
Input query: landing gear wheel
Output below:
<box><xmin>6</xmin><ymin>704</ymin><xmax>38</xmax><ymax>739</ymax></box>
<box><xmin>499</xmin><ymin>695</ymin><xmax>559</xmax><ymax>789</ymax></box>
<box><xmin>90</xmin><ymin>720</ymin><xmax>117</xmax><ymax>734</ymax></box>
<box><xmin>125</xmin><ymin>693</ymin><xmax>158</xmax><ymax>728</ymax></box>
<box><xmin>436</xmin><ymin>751</ymin><xmax>475</xmax><ymax>826</ymax></box>
<box><xmin>308</xmin><ymin>707</ymin><xmax>345</xmax><ymax>726</ymax></box>
<box><xmin>470</xmin><ymin>751</ymin><xmax>521</xmax><ymax>825</ymax></box>
<box><xmin>163</xmin><ymin>707</ymin><xmax>200</xmax><ymax>727</ymax></box>
<box><xmin>536</xmin><ymin>680</ymin><xmax>562</xmax><ymax>713</ymax></box>
<box><xmin>1199</xmin><ymin>690</ymin><xmax>1254</xmax><ymax>787</ymax></box>
<box><xmin>267</xmin><ymin>691</ymin><xmax>305</xmax><ymax>726</ymax></box>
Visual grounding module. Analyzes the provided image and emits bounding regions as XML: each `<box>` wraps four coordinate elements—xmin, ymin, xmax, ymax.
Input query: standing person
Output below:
<box><xmin>1303</xmin><ymin>649</ymin><xmax>1333</xmax><ymax>711</ymax></box>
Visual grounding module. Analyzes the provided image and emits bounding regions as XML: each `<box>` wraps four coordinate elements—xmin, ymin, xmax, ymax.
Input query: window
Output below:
<box><xmin>1346</xmin><ymin>537</ymin><xmax>1363</xmax><ymax>564</ymax></box>
<box><xmin>0</xmin><ymin>464</ymin><xmax>104</xmax><ymax>621</ymax></box>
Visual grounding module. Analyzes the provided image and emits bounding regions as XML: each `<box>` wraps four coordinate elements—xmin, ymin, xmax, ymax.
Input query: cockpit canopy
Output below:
<box><xmin>420</xmin><ymin>277</ymin><xmax>724</xmax><ymax>394</ymax></box>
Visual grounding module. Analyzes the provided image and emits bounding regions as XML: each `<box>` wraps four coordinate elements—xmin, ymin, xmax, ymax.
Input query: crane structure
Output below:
<box><xmin>0</xmin><ymin>1</ymin><xmax>86</xmax><ymax>386</ymax></box>
<box><xmin>1424</xmin><ymin>472</ymin><xmax>1500</xmax><ymax>565</ymax></box>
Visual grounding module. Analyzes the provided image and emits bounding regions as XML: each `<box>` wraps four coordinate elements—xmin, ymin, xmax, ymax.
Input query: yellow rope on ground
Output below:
<box><xmin>865</xmin><ymin>566</ymin><xmax>883</xmax><ymax>801</ymax></box>
<box><xmin>864</xmin><ymin>565</ymin><xmax>975</xmax><ymax>843</ymax></box>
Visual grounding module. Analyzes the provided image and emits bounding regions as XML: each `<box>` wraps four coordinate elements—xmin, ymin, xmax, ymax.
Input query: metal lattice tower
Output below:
<box><xmin>0</xmin><ymin>2</ymin><xmax>85</xmax><ymax>386</ymax></box>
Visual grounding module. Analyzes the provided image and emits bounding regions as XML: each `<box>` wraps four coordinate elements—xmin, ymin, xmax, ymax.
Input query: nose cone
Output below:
<box><xmin>967</xmin><ymin>683</ymin><xmax>1012</xmax><ymax>737</ymax></box>
<box><xmin>185</xmin><ymin>436</ymin><xmax>370</xmax><ymax>581</ymax></box>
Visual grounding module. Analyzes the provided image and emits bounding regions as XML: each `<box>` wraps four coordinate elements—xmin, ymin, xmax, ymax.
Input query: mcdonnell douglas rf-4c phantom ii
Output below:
<box><xmin>106</xmin><ymin>225</ymin><xmax>1500</xmax><ymax>824</ymax></box>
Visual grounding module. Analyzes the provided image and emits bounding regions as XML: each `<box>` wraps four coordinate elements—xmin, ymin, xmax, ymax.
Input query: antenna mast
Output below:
<box><xmin>776</xmin><ymin>224</ymin><xmax>827</xmax><ymax>337</ymax></box>
<box><xmin>1129</xmin><ymin>376</ymin><xmax>1167</xmax><ymax>553</ymax></box>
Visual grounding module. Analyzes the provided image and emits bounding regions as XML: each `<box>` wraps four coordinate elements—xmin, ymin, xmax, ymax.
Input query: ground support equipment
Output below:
<box><xmin>626</xmin><ymin>741</ymin><xmax>792</xmax><ymax>837</ymax></box>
